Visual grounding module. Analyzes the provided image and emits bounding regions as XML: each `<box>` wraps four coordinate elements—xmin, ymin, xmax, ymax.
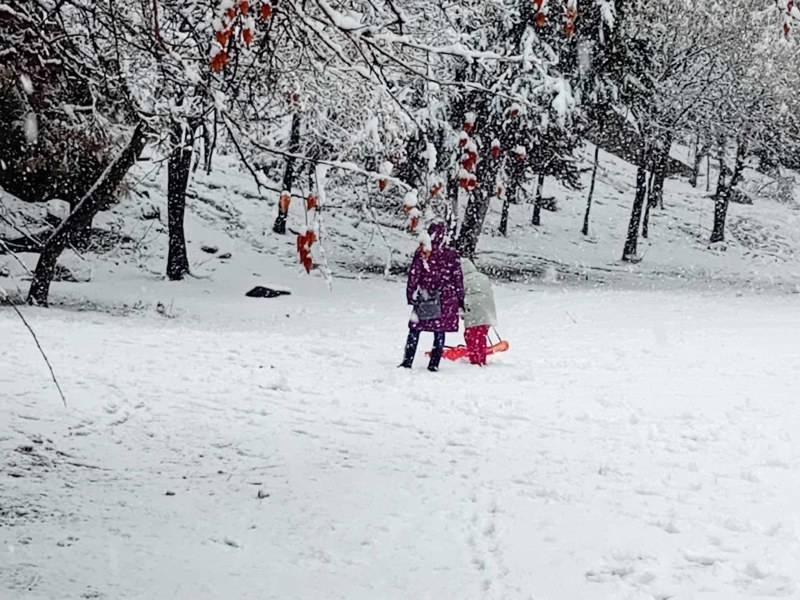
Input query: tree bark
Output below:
<box><xmin>456</xmin><ymin>145</ymin><xmax>503</xmax><ymax>259</ymax></box>
<box><xmin>455</xmin><ymin>187</ymin><xmax>491</xmax><ymax>259</ymax></box>
<box><xmin>642</xmin><ymin>169</ymin><xmax>655</xmax><ymax>239</ymax></box>
<box><xmin>499</xmin><ymin>192</ymin><xmax>511</xmax><ymax>236</ymax></box>
<box><xmin>68</xmin><ymin>199</ymin><xmax>94</xmax><ymax>248</ymax></box>
<box><xmin>690</xmin><ymin>133</ymin><xmax>703</xmax><ymax>188</ymax></box>
<box><xmin>582</xmin><ymin>144</ymin><xmax>600</xmax><ymax>236</ymax></box>
<box><xmin>710</xmin><ymin>138</ymin><xmax>745</xmax><ymax>244</ymax></box>
<box><xmin>499</xmin><ymin>161</ymin><xmax>523</xmax><ymax>236</ymax></box>
<box><xmin>166</xmin><ymin>124</ymin><xmax>193</xmax><ymax>281</ymax></box>
<box><xmin>531</xmin><ymin>173</ymin><xmax>545</xmax><ymax>226</ymax></box>
<box><xmin>28</xmin><ymin>123</ymin><xmax>146</xmax><ymax>306</ymax></box>
<box><xmin>273</xmin><ymin>113</ymin><xmax>301</xmax><ymax>235</ymax></box>
<box><xmin>653</xmin><ymin>134</ymin><xmax>671</xmax><ymax>209</ymax></box>
<box><xmin>447</xmin><ymin>176</ymin><xmax>459</xmax><ymax>239</ymax></box>
<box><xmin>622</xmin><ymin>166</ymin><xmax>648</xmax><ymax>261</ymax></box>
<box><xmin>500</xmin><ymin>167</ymin><xmax>522</xmax><ymax>235</ymax></box>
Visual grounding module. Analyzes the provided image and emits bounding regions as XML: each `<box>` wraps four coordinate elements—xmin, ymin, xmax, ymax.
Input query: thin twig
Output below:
<box><xmin>0</xmin><ymin>288</ymin><xmax>67</xmax><ymax>407</ymax></box>
<box><xmin>0</xmin><ymin>239</ymin><xmax>33</xmax><ymax>275</ymax></box>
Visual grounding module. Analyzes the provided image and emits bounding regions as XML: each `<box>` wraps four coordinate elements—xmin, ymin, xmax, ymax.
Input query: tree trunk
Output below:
<box><xmin>166</xmin><ymin>124</ymin><xmax>194</xmax><ymax>281</ymax></box>
<box><xmin>447</xmin><ymin>177</ymin><xmax>459</xmax><ymax>239</ymax></box>
<box><xmin>654</xmin><ymin>134</ymin><xmax>671</xmax><ymax>209</ymax></box>
<box><xmin>642</xmin><ymin>170</ymin><xmax>655</xmax><ymax>239</ymax></box>
<box><xmin>28</xmin><ymin>123</ymin><xmax>146</xmax><ymax>306</ymax></box>
<box><xmin>706</xmin><ymin>153</ymin><xmax>711</xmax><ymax>192</ymax></box>
<box><xmin>531</xmin><ymin>173</ymin><xmax>545</xmax><ymax>226</ymax></box>
<box><xmin>654</xmin><ymin>171</ymin><xmax>665</xmax><ymax>210</ymax></box>
<box><xmin>710</xmin><ymin>139</ymin><xmax>745</xmax><ymax>244</ymax></box>
<box><xmin>68</xmin><ymin>199</ymin><xmax>93</xmax><ymax>248</ymax></box>
<box><xmin>273</xmin><ymin>113</ymin><xmax>301</xmax><ymax>235</ymax></box>
<box><xmin>456</xmin><ymin>187</ymin><xmax>491</xmax><ymax>259</ymax></box>
<box><xmin>622</xmin><ymin>166</ymin><xmax>648</xmax><ymax>261</ymax></box>
<box><xmin>582</xmin><ymin>144</ymin><xmax>600</xmax><ymax>236</ymax></box>
<box><xmin>709</xmin><ymin>190</ymin><xmax>730</xmax><ymax>244</ymax></box>
<box><xmin>499</xmin><ymin>162</ymin><xmax>523</xmax><ymax>236</ymax></box>
<box><xmin>499</xmin><ymin>193</ymin><xmax>511</xmax><ymax>236</ymax></box>
<box><xmin>690</xmin><ymin>133</ymin><xmax>702</xmax><ymax>188</ymax></box>
<box><xmin>456</xmin><ymin>145</ymin><xmax>503</xmax><ymax>259</ymax></box>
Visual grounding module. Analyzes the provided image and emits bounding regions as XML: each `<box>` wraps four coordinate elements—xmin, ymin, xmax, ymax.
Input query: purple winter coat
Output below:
<box><xmin>407</xmin><ymin>222</ymin><xmax>465</xmax><ymax>333</ymax></box>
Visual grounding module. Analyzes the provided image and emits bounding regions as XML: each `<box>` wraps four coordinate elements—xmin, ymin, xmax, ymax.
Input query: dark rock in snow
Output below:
<box><xmin>246</xmin><ymin>286</ymin><xmax>291</xmax><ymax>299</ymax></box>
<box><xmin>140</xmin><ymin>203</ymin><xmax>160</xmax><ymax>220</ymax></box>
<box><xmin>200</xmin><ymin>244</ymin><xmax>219</xmax><ymax>254</ymax></box>
<box><xmin>53</xmin><ymin>263</ymin><xmax>91</xmax><ymax>283</ymax></box>
<box><xmin>729</xmin><ymin>189</ymin><xmax>753</xmax><ymax>205</ymax></box>
<box><xmin>217</xmin><ymin>252</ymin><xmax>232</xmax><ymax>260</ymax></box>
<box><xmin>540</xmin><ymin>196</ymin><xmax>558</xmax><ymax>212</ymax></box>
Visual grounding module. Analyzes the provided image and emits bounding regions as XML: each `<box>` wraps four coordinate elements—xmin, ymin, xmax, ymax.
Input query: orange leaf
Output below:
<box><xmin>305</xmin><ymin>194</ymin><xmax>318</xmax><ymax>211</ymax></box>
<box><xmin>409</xmin><ymin>216</ymin><xmax>419</xmax><ymax>231</ymax></box>
<box><xmin>296</xmin><ymin>234</ymin><xmax>306</xmax><ymax>252</ymax></box>
<box><xmin>535</xmin><ymin>12</ymin><xmax>546</xmax><ymax>27</ymax></box>
<box><xmin>210</xmin><ymin>52</ymin><xmax>228</xmax><ymax>72</ymax></box>
<box><xmin>302</xmin><ymin>256</ymin><xmax>313</xmax><ymax>273</ymax></box>
<box><xmin>306</xmin><ymin>230</ymin><xmax>317</xmax><ymax>246</ymax></box>
<box><xmin>430</xmin><ymin>183</ymin><xmax>442</xmax><ymax>197</ymax></box>
<box><xmin>242</xmin><ymin>28</ymin><xmax>254</xmax><ymax>45</ymax></box>
<box><xmin>260</xmin><ymin>3</ymin><xmax>272</xmax><ymax>20</ymax></box>
<box><xmin>215</xmin><ymin>29</ymin><xmax>230</xmax><ymax>46</ymax></box>
<box><xmin>379</xmin><ymin>178</ymin><xmax>388</xmax><ymax>191</ymax></box>
<box><xmin>225</xmin><ymin>7</ymin><xmax>237</xmax><ymax>20</ymax></box>
<box><xmin>240</xmin><ymin>0</ymin><xmax>250</xmax><ymax>14</ymax></box>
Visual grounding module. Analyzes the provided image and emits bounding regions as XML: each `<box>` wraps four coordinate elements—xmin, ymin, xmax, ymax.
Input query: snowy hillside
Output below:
<box><xmin>4</xmin><ymin>143</ymin><xmax>800</xmax><ymax>308</ymax></box>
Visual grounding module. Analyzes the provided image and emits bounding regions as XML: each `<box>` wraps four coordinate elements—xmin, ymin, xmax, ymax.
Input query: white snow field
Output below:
<box><xmin>3</xmin><ymin>274</ymin><xmax>800</xmax><ymax>599</ymax></box>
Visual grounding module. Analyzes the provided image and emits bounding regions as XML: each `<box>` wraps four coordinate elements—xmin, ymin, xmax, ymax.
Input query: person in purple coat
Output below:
<box><xmin>400</xmin><ymin>221</ymin><xmax>465</xmax><ymax>372</ymax></box>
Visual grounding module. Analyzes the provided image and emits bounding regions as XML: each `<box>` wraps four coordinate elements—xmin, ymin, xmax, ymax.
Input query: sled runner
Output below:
<box><xmin>425</xmin><ymin>329</ymin><xmax>509</xmax><ymax>362</ymax></box>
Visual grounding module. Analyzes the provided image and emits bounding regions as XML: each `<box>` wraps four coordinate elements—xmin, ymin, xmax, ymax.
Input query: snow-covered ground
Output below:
<box><xmin>3</xmin><ymin>267</ymin><xmax>800</xmax><ymax>599</ymax></box>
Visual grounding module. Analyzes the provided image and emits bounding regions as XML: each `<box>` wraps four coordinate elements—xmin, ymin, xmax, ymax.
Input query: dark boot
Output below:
<box><xmin>427</xmin><ymin>332</ymin><xmax>445</xmax><ymax>372</ymax></box>
<box><xmin>400</xmin><ymin>329</ymin><xmax>419</xmax><ymax>369</ymax></box>
<box><xmin>427</xmin><ymin>349</ymin><xmax>442</xmax><ymax>372</ymax></box>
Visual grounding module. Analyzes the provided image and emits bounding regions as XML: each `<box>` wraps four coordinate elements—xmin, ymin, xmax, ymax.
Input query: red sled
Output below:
<box><xmin>426</xmin><ymin>340</ymin><xmax>510</xmax><ymax>362</ymax></box>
